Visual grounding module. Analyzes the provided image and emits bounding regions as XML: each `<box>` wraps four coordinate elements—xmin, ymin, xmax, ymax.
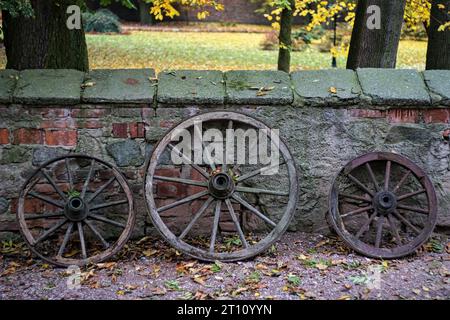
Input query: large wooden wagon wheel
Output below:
<box><xmin>145</xmin><ymin>111</ymin><xmax>299</xmax><ymax>262</ymax></box>
<box><xmin>17</xmin><ymin>155</ymin><xmax>135</xmax><ymax>267</ymax></box>
<box><xmin>328</xmin><ymin>152</ymin><xmax>437</xmax><ymax>259</ymax></box>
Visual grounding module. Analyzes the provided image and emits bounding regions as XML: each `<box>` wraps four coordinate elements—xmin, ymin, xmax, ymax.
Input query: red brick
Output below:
<box><xmin>349</xmin><ymin>109</ymin><xmax>386</xmax><ymax>118</ymax></box>
<box><xmin>112</xmin><ymin>123</ymin><xmax>128</xmax><ymax>138</ymax></box>
<box><xmin>423</xmin><ymin>109</ymin><xmax>449</xmax><ymax>124</ymax></box>
<box><xmin>157</xmin><ymin>182</ymin><xmax>187</xmax><ymax>198</ymax></box>
<box><xmin>44</xmin><ymin>130</ymin><xmax>77</xmax><ymax>146</ymax></box>
<box><xmin>155</xmin><ymin>167</ymin><xmax>181</xmax><ymax>178</ymax></box>
<box><xmin>40</xmin><ymin>108</ymin><xmax>70</xmax><ymax>118</ymax></box>
<box><xmin>387</xmin><ymin>109</ymin><xmax>420</xmax><ymax>123</ymax></box>
<box><xmin>130</xmin><ymin>122</ymin><xmax>145</xmax><ymax>138</ymax></box>
<box><xmin>40</xmin><ymin>118</ymin><xmax>76</xmax><ymax>129</ymax></box>
<box><xmin>12</xmin><ymin>128</ymin><xmax>43</xmax><ymax>145</ymax></box>
<box><xmin>78</xmin><ymin>119</ymin><xmax>103</xmax><ymax>129</ymax></box>
<box><xmin>71</xmin><ymin>108</ymin><xmax>108</xmax><ymax>118</ymax></box>
<box><xmin>160</xmin><ymin>120</ymin><xmax>177</xmax><ymax>128</ymax></box>
<box><xmin>0</xmin><ymin>128</ymin><xmax>9</xmax><ymax>144</ymax></box>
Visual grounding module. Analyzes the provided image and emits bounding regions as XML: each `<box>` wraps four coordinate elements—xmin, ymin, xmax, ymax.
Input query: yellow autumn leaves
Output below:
<box><xmin>149</xmin><ymin>0</ymin><xmax>224</xmax><ymax>21</ymax></box>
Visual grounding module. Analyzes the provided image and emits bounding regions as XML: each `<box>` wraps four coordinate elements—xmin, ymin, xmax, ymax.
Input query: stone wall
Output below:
<box><xmin>0</xmin><ymin>68</ymin><xmax>449</xmax><ymax>239</ymax></box>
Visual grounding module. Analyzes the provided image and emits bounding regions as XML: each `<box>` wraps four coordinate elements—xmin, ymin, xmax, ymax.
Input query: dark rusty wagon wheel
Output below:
<box><xmin>328</xmin><ymin>152</ymin><xmax>437</xmax><ymax>259</ymax></box>
<box><xmin>17</xmin><ymin>155</ymin><xmax>135</xmax><ymax>267</ymax></box>
<box><xmin>144</xmin><ymin>111</ymin><xmax>299</xmax><ymax>262</ymax></box>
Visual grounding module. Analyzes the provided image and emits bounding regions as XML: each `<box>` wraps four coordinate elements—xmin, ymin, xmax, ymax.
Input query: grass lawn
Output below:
<box><xmin>0</xmin><ymin>31</ymin><xmax>427</xmax><ymax>71</ymax></box>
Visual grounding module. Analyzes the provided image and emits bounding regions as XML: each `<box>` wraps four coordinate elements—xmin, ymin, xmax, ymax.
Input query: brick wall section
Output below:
<box><xmin>0</xmin><ymin>68</ymin><xmax>449</xmax><ymax>237</ymax></box>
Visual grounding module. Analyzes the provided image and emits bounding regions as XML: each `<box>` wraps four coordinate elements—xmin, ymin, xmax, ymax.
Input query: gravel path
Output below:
<box><xmin>1</xmin><ymin>232</ymin><xmax>449</xmax><ymax>300</ymax></box>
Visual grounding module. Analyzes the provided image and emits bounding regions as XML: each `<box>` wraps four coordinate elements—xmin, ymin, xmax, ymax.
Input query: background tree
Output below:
<box><xmin>1</xmin><ymin>0</ymin><xmax>223</xmax><ymax>71</ymax></box>
<box><xmin>346</xmin><ymin>0</ymin><xmax>406</xmax><ymax>69</ymax></box>
<box><xmin>277</xmin><ymin>0</ymin><xmax>295</xmax><ymax>72</ymax></box>
<box><xmin>426</xmin><ymin>0</ymin><xmax>450</xmax><ymax>69</ymax></box>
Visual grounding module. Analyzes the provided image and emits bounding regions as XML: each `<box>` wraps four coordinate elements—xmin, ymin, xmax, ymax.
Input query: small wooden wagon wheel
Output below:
<box><xmin>17</xmin><ymin>155</ymin><xmax>135</xmax><ymax>267</ymax></box>
<box><xmin>145</xmin><ymin>111</ymin><xmax>299</xmax><ymax>262</ymax></box>
<box><xmin>328</xmin><ymin>152</ymin><xmax>437</xmax><ymax>259</ymax></box>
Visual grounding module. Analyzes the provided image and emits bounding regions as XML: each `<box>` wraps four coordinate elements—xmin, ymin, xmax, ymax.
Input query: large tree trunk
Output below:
<box><xmin>426</xmin><ymin>0</ymin><xmax>450</xmax><ymax>70</ymax></box>
<box><xmin>347</xmin><ymin>0</ymin><xmax>406</xmax><ymax>69</ymax></box>
<box><xmin>3</xmin><ymin>0</ymin><xmax>89</xmax><ymax>71</ymax></box>
<box><xmin>277</xmin><ymin>0</ymin><xmax>295</xmax><ymax>72</ymax></box>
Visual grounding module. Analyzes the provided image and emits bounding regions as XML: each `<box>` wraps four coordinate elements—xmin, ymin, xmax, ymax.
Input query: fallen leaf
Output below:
<box><xmin>329</xmin><ymin>86</ymin><xmax>337</xmax><ymax>94</ymax></box>
<box><xmin>338</xmin><ymin>295</ymin><xmax>352</xmax><ymax>300</ymax></box>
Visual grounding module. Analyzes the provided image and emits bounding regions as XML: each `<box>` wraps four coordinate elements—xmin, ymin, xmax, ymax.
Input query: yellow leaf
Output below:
<box><xmin>338</xmin><ymin>295</ymin><xmax>352</xmax><ymax>300</ymax></box>
<box><xmin>329</xmin><ymin>86</ymin><xmax>337</xmax><ymax>94</ymax></box>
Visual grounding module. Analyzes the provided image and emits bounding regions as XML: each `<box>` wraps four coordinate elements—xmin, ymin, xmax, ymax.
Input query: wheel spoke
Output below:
<box><xmin>341</xmin><ymin>206</ymin><xmax>373</xmax><ymax>219</ymax></box>
<box><xmin>28</xmin><ymin>191</ymin><xmax>64</xmax><ymax>208</ymax></box>
<box><xmin>237</xmin><ymin>161</ymin><xmax>286</xmax><ymax>183</ymax></box>
<box><xmin>85</xmin><ymin>220</ymin><xmax>109</xmax><ymax>249</ymax></box>
<box><xmin>374</xmin><ymin>216</ymin><xmax>384</xmax><ymax>248</ymax></box>
<box><xmin>57</xmin><ymin>222</ymin><xmax>74</xmax><ymax>258</ymax></box>
<box><xmin>33</xmin><ymin>219</ymin><xmax>68</xmax><ymax>245</ymax></box>
<box><xmin>41</xmin><ymin>170</ymin><xmax>67</xmax><ymax>201</ymax></box>
<box><xmin>157</xmin><ymin>190</ymin><xmax>209</xmax><ymax>213</ymax></box>
<box><xmin>339</xmin><ymin>193</ymin><xmax>372</xmax><ymax>203</ymax></box>
<box><xmin>90</xmin><ymin>199</ymin><xmax>128</xmax><ymax>211</ymax></box>
<box><xmin>209</xmin><ymin>201</ymin><xmax>222</xmax><ymax>253</ymax></box>
<box><xmin>179</xmin><ymin>197</ymin><xmax>214</xmax><ymax>240</ymax></box>
<box><xmin>154</xmin><ymin>175</ymin><xmax>208</xmax><ymax>188</ymax></box>
<box><xmin>232</xmin><ymin>193</ymin><xmax>276</xmax><ymax>227</ymax></box>
<box><xmin>393</xmin><ymin>170</ymin><xmax>411</xmax><ymax>193</ymax></box>
<box><xmin>65</xmin><ymin>158</ymin><xmax>74</xmax><ymax>190</ymax></box>
<box><xmin>87</xmin><ymin>177</ymin><xmax>116</xmax><ymax>203</ymax></box>
<box><xmin>355</xmin><ymin>211</ymin><xmax>377</xmax><ymax>239</ymax></box>
<box><xmin>81</xmin><ymin>159</ymin><xmax>96</xmax><ymax>199</ymax></box>
<box><xmin>235</xmin><ymin>186</ymin><xmax>289</xmax><ymax>196</ymax></box>
<box><xmin>225</xmin><ymin>199</ymin><xmax>249</xmax><ymax>249</ymax></box>
<box><xmin>397</xmin><ymin>205</ymin><xmax>429</xmax><ymax>215</ymax></box>
<box><xmin>88</xmin><ymin>214</ymin><xmax>126</xmax><ymax>228</ymax></box>
<box><xmin>397</xmin><ymin>189</ymin><xmax>426</xmax><ymax>201</ymax></box>
<box><xmin>393</xmin><ymin>210</ymin><xmax>421</xmax><ymax>235</ymax></box>
<box><xmin>347</xmin><ymin>174</ymin><xmax>374</xmax><ymax>197</ymax></box>
<box><xmin>167</xmin><ymin>143</ymin><xmax>209</xmax><ymax>179</ymax></box>
<box><xmin>387</xmin><ymin>215</ymin><xmax>402</xmax><ymax>245</ymax></box>
<box><xmin>365</xmin><ymin>163</ymin><xmax>380</xmax><ymax>192</ymax></box>
<box><xmin>384</xmin><ymin>161</ymin><xmax>391</xmax><ymax>191</ymax></box>
<box><xmin>224</xmin><ymin>120</ymin><xmax>233</xmax><ymax>172</ymax></box>
<box><xmin>194</xmin><ymin>124</ymin><xmax>217</xmax><ymax>172</ymax></box>
<box><xmin>77</xmin><ymin>222</ymin><xmax>87</xmax><ymax>260</ymax></box>
<box><xmin>24</xmin><ymin>212</ymin><xmax>64</xmax><ymax>220</ymax></box>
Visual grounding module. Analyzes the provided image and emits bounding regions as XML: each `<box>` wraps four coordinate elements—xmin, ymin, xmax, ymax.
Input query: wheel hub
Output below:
<box><xmin>208</xmin><ymin>172</ymin><xmax>235</xmax><ymax>199</ymax></box>
<box><xmin>373</xmin><ymin>191</ymin><xmax>397</xmax><ymax>215</ymax></box>
<box><xmin>64</xmin><ymin>196</ymin><xmax>88</xmax><ymax>221</ymax></box>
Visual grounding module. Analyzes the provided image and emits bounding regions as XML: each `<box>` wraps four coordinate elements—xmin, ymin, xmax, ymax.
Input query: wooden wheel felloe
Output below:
<box><xmin>17</xmin><ymin>155</ymin><xmax>135</xmax><ymax>267</ymax></box>
<box><xmin>144</xmin><ymin>111</ymin><xmax>299</xmax><ymax>262</ymax></box>
<box><xmin>328</xmin><ymin>152</ymin><xmax>437</xmax><ymax>259</ymax></box>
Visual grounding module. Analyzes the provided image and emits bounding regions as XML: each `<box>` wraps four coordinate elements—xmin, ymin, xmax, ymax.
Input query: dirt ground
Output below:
<box><xmin>0</xmin><ymin>232</ymin><xmax>449</xmax><ymax>300</ymax></box>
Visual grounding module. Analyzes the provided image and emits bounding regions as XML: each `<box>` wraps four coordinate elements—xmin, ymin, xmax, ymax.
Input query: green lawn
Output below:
<box><xmin>0</xmin><ymin>31</ymin><xmax>427</xmax><ymax>71</ymax></box>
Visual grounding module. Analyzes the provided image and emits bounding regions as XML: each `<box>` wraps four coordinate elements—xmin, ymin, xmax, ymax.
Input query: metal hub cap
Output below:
<box><xmin>208</xmin><ymin>172</ymin><xmax>235</xmax><ymax>199</ymax></box>
<box><xmin>65</xmin><ymin>197</ymin><xmax>88</xmax><ymax>221</ymax></box>
<box><xmin>373</xmin><ymin>191</ymin><xmax>397</xmax><ymax>215</ymax></box>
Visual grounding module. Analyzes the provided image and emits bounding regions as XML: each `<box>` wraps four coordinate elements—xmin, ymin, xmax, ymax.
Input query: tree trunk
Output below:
<box><xmin>139</xmin><ymin>1</ymin><xmax>154</xmax><ymax>25</ymax></box>
<box><xmin>426</xmin><ymin>0</ymin><xmax>450</xmax><ymax>70</ymax></box>
<box><xmin>347</xmin><ymin>0</ymin><xmax>406</xmax><ymax>69</ymax></box>
<box><xmin>277</xmin><ymin>0</ymin><xmax>295</xmax><ymax>72</ymax></box>
<box><xmin>3</xmin><ymin>0</ymin><xmax>89</xmax><ymax>71</ymax></box>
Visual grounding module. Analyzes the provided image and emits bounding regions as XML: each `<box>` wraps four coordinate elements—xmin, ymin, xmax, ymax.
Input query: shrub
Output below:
<box><xmin>83</xmin><ymin>9</ymin><xmax>122</xmax><ymax>33</ymax></box>
<box><xmin>260</xmin><ymin>30</ymin><xmax>308</xmax><ymax>52</ymax></box>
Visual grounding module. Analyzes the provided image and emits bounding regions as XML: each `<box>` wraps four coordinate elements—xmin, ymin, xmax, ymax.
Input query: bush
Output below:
<box><xmin>83</xmin><ymin>9</ymin><xmax>122</xmax><ymax>33</ymax></box>
<box><xmin>260</xmin><ymin>30</ymin><xmax>308</xmax><ymax>52</ymax></box>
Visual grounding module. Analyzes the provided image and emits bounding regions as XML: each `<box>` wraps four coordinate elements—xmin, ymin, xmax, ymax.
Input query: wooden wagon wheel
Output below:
<box><xmin>328</xmin><ymin>152</ymin><xmax>437</xmax><ymax>259</ymax></box>
<box><xmin>17</xmin><ymin>155</ymin><xmax>135</xmax><ymax>267</ymax></box>
<box><xmin>144</xmin><ymin>111</ymin><xmax>299</xmax><ymax>262</ymax></box>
